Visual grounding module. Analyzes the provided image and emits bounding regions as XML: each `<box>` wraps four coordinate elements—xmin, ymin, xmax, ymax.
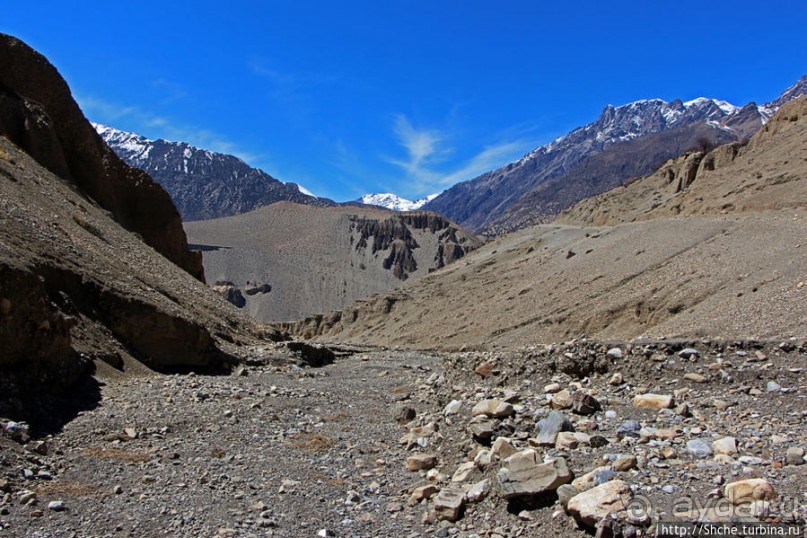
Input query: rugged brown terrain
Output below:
<box><xmin>185</xmin><ymin>203</ymin><xmax>482</xmax><ymax>322</ymax></box>
<box><xmin>1</xmin><ymin>342</ymin><xmax>804</xmax><ymax>537</ymax></box>
<box><xmin>0</xmin><ymin>34</ymin><xmax>294</xmax><ymax>424</ymax></box>
<box><xmin>0</xmin><ymin>35</ymin><xmax>804</xmax><ymax>538</ymax></box>
<box><xmin>282</xmin><ymin>98</ymin><xmax>807</xmax><ymax>349</ymax></box>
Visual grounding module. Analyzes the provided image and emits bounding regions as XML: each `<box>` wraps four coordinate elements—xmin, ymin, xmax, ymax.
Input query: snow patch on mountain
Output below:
<box><xmin>359</xmin><ymin>193</ymin><xmax>439</xmax><ymax>211</ymax></box>
<box><xmin>292</xmin><ymin>183</ymin><xmax>317</xmax><ymax>198</ymax></box>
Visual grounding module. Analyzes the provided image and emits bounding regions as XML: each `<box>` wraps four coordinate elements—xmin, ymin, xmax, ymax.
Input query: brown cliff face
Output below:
<box><xmin>0</xmin><ymin>33</ymin><xmax>203</xmax><ymax>281</ymax></box>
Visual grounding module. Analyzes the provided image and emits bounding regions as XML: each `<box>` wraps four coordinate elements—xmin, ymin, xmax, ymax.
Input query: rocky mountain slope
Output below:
<box><xmin>0</xmin><ymin>34</ymin><xmax>292</xmax><ymax>423</ymax></box>
<box><xmin>184</xmin><ymin>203</ymin><xmax>482</xmax><ymax>322</ymax></box>
<box><xmin>95</xmin><ymin>124</ymin><xmax>333</xmax><ymax>221</ymax></box>
<box><xmin>0</xmin><ymin>34</ymin><xmax>203</xmax><ymax>281</ymax></box>
<box><xmin>424</xmin><ymin>77</ymin><xmax>806</xmax><ymax>235</ymax></box>
<box><xmin>281</xmin><ymin>97</ymin><xmax>807</xmax><ymax>348</ymax></box>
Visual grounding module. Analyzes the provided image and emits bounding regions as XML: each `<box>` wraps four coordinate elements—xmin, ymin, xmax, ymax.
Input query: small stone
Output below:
<box><xmin>26</xmin><ymin>441</ymin><xmax>48</xmax><ymax>456</ymax></box>
<box><xmin>687</xmin><ymin>439</ymin><xmax>714</xmax><ymax>459</ymax></box>
<box><xmin>474</xmin><ymin>361</ymin><xmax>495</xmax><ymax>377</ymax></box>
<box><xmin>113</xmin><ymin>485</ymin><xmax>123</xmax><ymax>495</ymax></box>
<box><xmin>433</xmin><ymin>486</ymin><xmax>466</xmax><ymax>521</ymax></box>
<box><xmin>550</xmin><ymin>389</ymin><xmax>572</xmax><ymax>409</ymax></box>
<box><xmin>451</xmin><ymin>461</ymin><xmax>480</xmax><ymax>483</ymax></box>
<box><xmin>571</xmin><ymin>392</ymin><xmax>601</xmax><ymax>416</ymax></box>
<box><xmin>633</xmin><ymin>394</ymin><xmax>674</xmax><ymax>409</ymax></box>
<box><xmin>18</xmin><ymin>491</ymin><xmax>36</xmax><ymax>505</ymax></box>
<box><xmin>496</xmin><ymin>451</ymin><xmax>571</xmax><ymax>499</ymax></box>
<box><xmin>606</xmin><ymin>348</ymin><xmax>623</xmax><ymax>359</ymax></box>
<box><xmin>675</xmin><ymin>403</ymin><xmax>691</xmax><ymax>417</ymax></box>
<box><xmin>713</xmin><ymin>400</ymin><xmax>730</xmax><ymax>411</ymax></box>
<box><xmin>47</xmin><ymin>500</ymin><xmax>66</xmax><ymax>512</ymax></box>
<box><xmin>491</xmin><ymin>437</ymin><xmax>517</xmax><ymax>459</ymax></box>
<box><xmin>785</xmin><ymin>447</ymin><xmax>805</xmax><ymax>466</ymax></box>
<box><xmin>544</xmin><ymin>383</ymin><xmax>562</xmax><ymax>393</ymax></box>
<box><xmin>395</xmin><ymin>406</ymin><xmax>417</xmax><ymax>424</ymax></box>
<box><xmin>535</xmin><ymin>410</ymin><xmax>574</xmax><ymax>446</ymax></box>
<box><xmin>684</xmin><ymin>373</ymin><xmax>707</xmax><ymax>383</ymax></box>
<box><xmin>317</xmin><ymin>529</ymin><xmax>335</xmax><ymax>538</ymax></box>
<box><xmin>724</xmin><ymin>479</ymin><xmax>776</xmax><ymax>504</ymax></box>
<box><xmin>556</xmin><ymin>484</ymin><xmax>579</xmax><ymax>508</ymax></box>
<box><xmin>617</xmin><ymin>420</ymin><xmax>641</xmax><ymax>438</ymax></box>
<box><xmin>471</xmin><ymin>399</ymin><xmax>513</xmax><ymax>418</ymax></box>
<box><xmin>608</xmin><ymin>373</ymin><xmax>624</xmax><ymax>386</ymax></box>
<box><xmin>766</xmin><ymin>381</ymin><xmax>782</xmax><ymax>393</ymax></box>
<box><xmin>464</xmin><ymin>479</ymin><xmax>491</xmax><ymax>503</ymax></box>
<box><xmin>473</xmin><ymin>449</ymin><xmax>493</xmax><ymax>469</ymax></box>
<box><xmin>712</xmin><ymin>437</ymin><xmax>738</xmax><ymax>456</ymax></box>
<box><xmin>571</xmin><ymin>467</ymin><xmax>613</xmax><ymax>493</ymax></box>
<box><xmin>444</xmin><ymin>400</ymin><xmax>462</xmax><ymax>415</ymax></box>
<box><xmin>589</xmin><ymin>435</ymin><xmax>609</xmax><ymax>448</ymax></box>
<box><xmin>555</xmin><ymin>432</ymin><xmax>579</xmax><ymax>450</ymax></box>
<box><xmin>567</xmin><ymin>480</ymin><xmax>632</xmax><ymax>529</ymax></box>
<box><xmin>124</xmin><ymin>428</ymin><xmax>137</xmax><ymax>439</ymax></box>
<box><xmin>407</xmin><ymin>454</ymin><xmax>438</xmax><ymax>472</ymax></box>
<box><xmin>611</xmin><ymin>455</ymin><xmax>637</xmax><ymax>472</ymax></box>
<box><xmin>409</xmin><ymin>484</ymin><xmax>439</xmax><ymax>505</ymax></box>
<box><xmin>468</xmin><ymin>418</ymin><xmax>495</xmax><ymax>441</ymax></box>
<box><xmin>678</xmin><ymin>348</ymin><xmax>700</xmax><ymax>359</ymax></box>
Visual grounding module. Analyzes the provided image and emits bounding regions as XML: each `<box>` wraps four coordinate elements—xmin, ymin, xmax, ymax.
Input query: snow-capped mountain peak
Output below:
<box><xmin>359</xmin><ymin>193</ymin><xmax>439</xmax><ymax>211</ymax></box>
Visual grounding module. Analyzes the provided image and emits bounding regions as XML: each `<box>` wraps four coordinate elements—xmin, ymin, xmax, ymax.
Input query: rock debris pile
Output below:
<box><xmin>0</xmin><ymin>340</ymin><xmax>804</xmax><ymax>537</ymax></box>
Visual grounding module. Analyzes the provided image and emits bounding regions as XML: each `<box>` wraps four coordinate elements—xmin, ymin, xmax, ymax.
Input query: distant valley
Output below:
<box><xmin>184</xmin><ymin>203</ymin><xmax>482</xmax><ymax>321</ymax></box>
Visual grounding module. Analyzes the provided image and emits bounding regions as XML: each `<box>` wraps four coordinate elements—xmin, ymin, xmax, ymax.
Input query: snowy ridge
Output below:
<box><xmin>359</xmin><ymin>193</ymin><xmax>439</xmax><ymax>211</ymax></box>
<box><xmin>514</xmin><ymin>95</ymin><xmax>780</xmax><ymax>167</ymax></box>
<box><xmin>94</xmin><ymin>123</ymin><xmax>329</xmax><ymax>220</ymax></box>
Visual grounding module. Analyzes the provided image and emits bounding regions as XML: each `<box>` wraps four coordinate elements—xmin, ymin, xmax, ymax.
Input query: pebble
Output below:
<box><xmin>686</xmin><ymin>439</ymin><xmax>713</xmax><ymax>459</ymax></box>
<box><xmin>785</xmin><ymin>447</ymin><xmax>805</xmax><ymax>465</ymax></box>
<box><xmin>47</xmin><ymin>500</ymin><xmax>66</xmax><ymax>512</ymax></box>
<box><xmin>766</xmin><ymin>381</ymin><xmax>782</xmax><ymax>392</ymax></box>
<box><xmin>633</xmin><ymin>394</ymin><xmax>674</xmax><ymax>409</ymax></box>
<box><xmin>724</xmin><ymin>479</ymin><xmax>776</xmax><ymax>504</ymax></box>
<box><xmin>711</xmin><ymin>437</ymin><xmax>738</xmax><ymax>456</ymax></box>
<box><xmin>407</xmin><ymin>454</ymin><xmax>438</xmax><ymax>472</ymax></box>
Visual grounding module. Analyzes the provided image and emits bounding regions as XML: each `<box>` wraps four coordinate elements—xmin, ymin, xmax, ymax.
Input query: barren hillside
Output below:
<box><xmin>281</xmin><ymin>98</ymin><xmax>807</xmax><ymax>349</ymax></box>
<box><xmin>184</xmin><ymin>203</ymin><xmax>482</xmax><ymax>322</ymax></box>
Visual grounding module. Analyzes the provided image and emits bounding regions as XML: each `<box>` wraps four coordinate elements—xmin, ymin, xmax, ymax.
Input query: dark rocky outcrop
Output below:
<box><xmin>0</xmin><ymin>33</ymin><xmax>203</xmax><ymax>281</ymax></box>
<box><xmin>0</xmin><ymin>36</ymin><xmax>281</xmax><ymax>424</ymax></box>
<box><xmin>350</xmin><ymin>212</ymin><xmax>479</xmax><ymax>280</ymax></box>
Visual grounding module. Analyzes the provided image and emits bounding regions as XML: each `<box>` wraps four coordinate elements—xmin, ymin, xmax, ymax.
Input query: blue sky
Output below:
<box><xmin>4</xmin><ymin>1</ymin><xmax>805</xmax><ymax>202</ymax></box>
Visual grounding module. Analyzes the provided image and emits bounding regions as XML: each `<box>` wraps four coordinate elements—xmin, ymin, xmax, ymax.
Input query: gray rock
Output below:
<box><xmin>496</xmin><ymin>451</ymin><xmax>572</xmax><ymax>499</ymax></box>
<box><xmin>557</xmin><ymin>484</ymin><xmax>579</xmax><ymax>508</ymax></box>
<box><xmin>766</xmin><ymin>381</ymin><xmax>782</xmax><ymax>393</ymax></box>
<box><xmin>47</xmin><ymin>500</ymin><xmax>65</xmax><ymax>511</ymax></box>
<box><xmin>535</xmin><ymin>410</ymin><xmax>574</xmax><ymax>446</ymax></box>
<box><xmin>617</xmin><ymin>420</ymin><xmax>641</xmax><ymax>438</ymax></box>
<box><xmin>678</xmin><ymin>348</ymin><xmax>700</xmax><ymax>359</ymax></box>
<box><xmin>606</xmin><ymin>348</ymin><xmax>623</xmax><ymax>359</ymax></box>
<box><xmin>786</xmin><ymin>447</ymin><xmax>805</xmax><ymax>466</ymax></box>
<box><xmin>686</xmin><ymin>439</ymin><xmax>713</xmax><ymax>459</ymax></box>
<box><xmin>433</xmin><ymin>486</ymin><xmax>466</xmax><ymax>521</ymax></box>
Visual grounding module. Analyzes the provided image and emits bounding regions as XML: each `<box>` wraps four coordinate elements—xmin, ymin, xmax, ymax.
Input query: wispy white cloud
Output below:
<box><xmin>76</xmin><ymin>94</ymin><xmax>263</xmax><ymax>164</ymax></box>
<box><xmin>389</xmin><ymin>115</ymin><xmax>445</xmax><ymax>176</ymax></box>
<box><xmin>386</xmin><ymin>114</ymin><xmax>534</xmax><ymax>196</ymax></box>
